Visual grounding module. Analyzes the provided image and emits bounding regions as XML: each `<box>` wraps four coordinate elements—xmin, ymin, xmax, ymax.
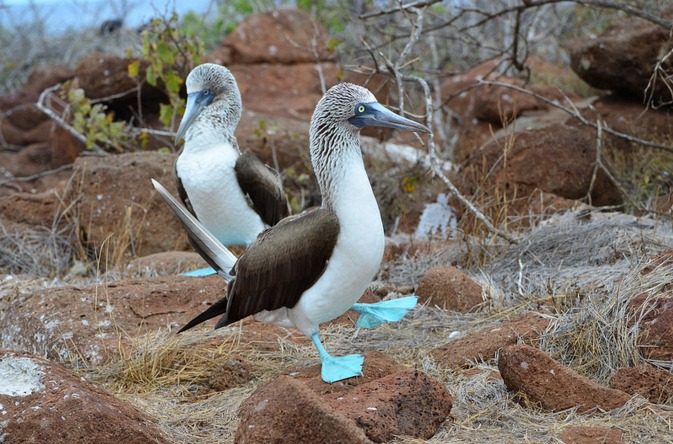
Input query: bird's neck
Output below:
<box><xmin>310</xmin><ymin>128</ymin><xmax>380</xmax><ymax>221</ymax></box>
<box><xmin>184</xmin><ymin>106</ymin><xmax>240</xmax><ymax>153</ymax></box>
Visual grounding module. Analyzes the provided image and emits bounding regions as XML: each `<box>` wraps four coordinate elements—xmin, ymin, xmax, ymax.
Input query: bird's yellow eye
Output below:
<box><xmin>357</xmin><ymin>105</ymin><xmax>366</xmax><ymax>113</ymax></box>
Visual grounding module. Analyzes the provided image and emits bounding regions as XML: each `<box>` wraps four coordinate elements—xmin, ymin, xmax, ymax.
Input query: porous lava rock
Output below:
<box><xmin>235</xmin><ymin>352</ymin><xmax>452</xmax><ymax>443</ymax></box>
<box><xmin>498</xmin><ymin>344</ymin><xmax>631</xmax><ymax>412</ymax></box>
<box><xmin>0</xmin><ymin>349</ymin><xmax>170</xmax><ymax>444</ymax></box>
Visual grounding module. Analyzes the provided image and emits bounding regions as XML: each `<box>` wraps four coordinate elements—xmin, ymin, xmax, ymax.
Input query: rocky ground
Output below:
<box><xmin>2</xmin><ymin>7</ymin><xmax>673</xmax><ymax>444</ymax></box>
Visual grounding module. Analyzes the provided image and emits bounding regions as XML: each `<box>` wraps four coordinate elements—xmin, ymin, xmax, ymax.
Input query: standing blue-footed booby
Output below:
<box><xmin>174</xmin><ymin>63</ymin><xmax>288</xmax><ymax>257</ymax></box>
<box><xmin>153</xmin><ymin>83</ymin><xmax>429</xmax><ymax>383</ymax></box>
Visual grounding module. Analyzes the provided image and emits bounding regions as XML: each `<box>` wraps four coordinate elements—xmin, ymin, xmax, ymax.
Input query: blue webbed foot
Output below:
<box><xmin>320</xmin><ymin>353</ymin><xmax>364</xmax><ymax>383</ymax></box>
<box><xmin>351</xmin><ymin>295</ymin><xmax>418</xmax><ymax>329</ymax></box>
<box><xmin>180</xmin><ymin>266</ymin><xmax>217</xmax><ymax>277</ymax></box>
<box><xmin>311</xmin><ymin>332</ymin><xmax>363</xmax><ymax>383</ymax></box>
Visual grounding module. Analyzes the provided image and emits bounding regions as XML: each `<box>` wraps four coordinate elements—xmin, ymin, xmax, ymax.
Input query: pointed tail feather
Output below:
<box><xmin>178</xmin><ymin>297</ymin><xmax>230</xmax><ymax>333</ymax></box>
<box><xmin>151</xmin><ymin>179</ymin><xmax>237</xmax><ymax>279</ymax></box>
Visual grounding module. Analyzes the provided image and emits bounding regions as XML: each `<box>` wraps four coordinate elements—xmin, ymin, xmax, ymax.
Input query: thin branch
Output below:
<box><xmin>363</xmin><ymin>0</ymin><xmax>672</xmax><ymax>31</ymax></box>
<box><xmin>586</xmin><ymin>119</ymin><xmax>602</xmax><ymax>206</ymax></box>
<box><xmin>362</xmin><ymin>9</ymin><xmax>518</xmax><ymax>244</ymax></box>
<box><xmin>0</xmin><ymin>163</ymin><xmax>73</xmax><ymax>187</ymax></box>
<box><xmin>479</xmin><ymin>80</ymin><xmax>673</xmax><ymax>154</ymax></box>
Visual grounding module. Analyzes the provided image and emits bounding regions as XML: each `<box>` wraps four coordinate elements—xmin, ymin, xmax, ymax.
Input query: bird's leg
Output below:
<box><xmin>311</xmin><ymin>332</ymin><xmax>363</xmax><ymax>383</ymax></box>
<box><xmin>350</xmin><ymin>296</ymin><xmax>418</xmax><ymax>329</ymax></box>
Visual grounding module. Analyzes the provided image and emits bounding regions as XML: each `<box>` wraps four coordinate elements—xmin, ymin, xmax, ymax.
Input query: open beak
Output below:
<box><xmin>349</xmin><ymin>102</ymin><xmax>430</xmax><ymax>133</ymax></box>
<box><xmin>175</xmin><ymin>90</ymin><xmax>214</xmax><ymax>143</ymax></box>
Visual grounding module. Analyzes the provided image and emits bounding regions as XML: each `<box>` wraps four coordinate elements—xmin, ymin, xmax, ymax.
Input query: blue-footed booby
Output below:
<box><xmin>174</xmin><ymin>63</ymin><xmax>288</xmax><ymax>259</ymax></box>
<box><xmin>153</xmin><ymin>83</ymin><xmax>429</xmax><ymax>383</ymax></box>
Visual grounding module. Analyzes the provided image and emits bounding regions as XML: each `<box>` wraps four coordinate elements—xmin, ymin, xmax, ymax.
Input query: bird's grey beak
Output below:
<box><xmin>349</xmin><ymin>102</ymin><xmax>430</xmax><ymax>133</ymax></box>
<box><xmin>175</xmin><ymin>90</ymin><xmax>214</xmax><ymax>143</ymax></box>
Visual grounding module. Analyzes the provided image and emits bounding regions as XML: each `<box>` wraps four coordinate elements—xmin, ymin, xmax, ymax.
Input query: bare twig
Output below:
<box><xmin>644</xmin><ymin>46</ymin><xmax>673</xmax><ymax>109</ymax></box>
<box><xmin>586</xmin><ymin>119</ymin><xmax>602</xmax><ymax>206</ymax></box>
<box><xmin>362</xmin><ymin>8</ymin><xmax>517</xmax><ymax>244</ymax></box>
<box><xmin>479</xmin><ymin>80</ymin><xmax>673</xmax><ymax>154</ymax></box>
<box><xmin>362</xmin><ymin>0</ymin><xmax>672</xmax><ymax>31</ymax></box>
<box><xmin>0</xmin><ymin>163</ymin><xmax>73</xmax><ymax>187</ymax></box>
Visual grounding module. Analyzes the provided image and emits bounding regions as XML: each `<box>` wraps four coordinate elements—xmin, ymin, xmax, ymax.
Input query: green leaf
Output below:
<box><xmin>156</xmin><ymin>41</ymin><xmax>175</xmax><ymax>65</ymax></box>
<box><xmin>164</xmin><ymin>70</ymin><xmax>182</xmax><ymax>94</ymax></box>
<box><xmin>146</xmin><ymin>65</ymin><xmax>157</xmax><ymax>86</ymax></box>
<box><xmin>159</xmin><ymin>103</ymin><xmax>174</xmax><ymax>128</ymax></box>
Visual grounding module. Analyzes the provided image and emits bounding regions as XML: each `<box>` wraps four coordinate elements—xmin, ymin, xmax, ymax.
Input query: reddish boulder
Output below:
<box><xmin>64</xmin><ymin>151</ymin><xmax>191</xmax><ymax>262</ymax></box>
<box><xmin>74</xmin><ymin>52</ymin><xmax>143</xmax><ymax>100</ymax></box>
<box><xmin>236</xmin><ymin>352</ymin><xmax>451</xmax><ymax>443</ymax></box>
<box><xmin>0</xmin><ymin>274</ymin><xmax>227</xmax><ymax>366</ymax></box>
<box><xmin>5</xmin><ymin>103</ymin><xmax>48</xmax><ymax>131</ymax></box>
<box><xmin>222</xmin><ymin>9</ymin><xmax>336</xmax><ymax>65</ymax></box>
<box><xmin>0</xmin><ymin>190</ymin><xmax>61</xmax><ymax>228</ymax></box>
<box><xmin>431</xmin><ymin>312</ymin><xmax>550</xmax><ymax>368</ymax></box>
<box><xmin>498</xmin><ymin>344</ymin><xmax>631</xmax><ymax>412</ymax></box>
<box><xmin>459</xmin><ymin>123</ymin><xmax>622</xmax><ymax>207</ymax></box>
<box><xmin>0</xmin><ymin>350</ymin><xmax>170</xmax><ymax>444</ymax></box>
<box><xmin>235</xmin><ymin>110</ymin><xmax>310</xmax><ymax>170</ymax></box>
<box><xmin>570</xmin><ymin>6</ymin><xmax>673</xmax><ymax>103</ymax></box>
<box><xmin>22</xmin><ymin>65</ymin><xmax>75</xmax><ymax>96</ymax></box>
<box><xmin>609</xmin><ymin>364</ymin><xmax>673</xmax><ymax>404</ymax></box>
<box><xmin>235</xmin><ymin>375</ymin><xmax>372</xmax><ymax>444</ymax></box>
<box><xmin>627</xmin><ymin>292</ymin><xmax>673</xmax><ymax>361</ymax></box>
<box><xmin>441</xmin><ymin>57</ymin><xmax>578</xmax><ymax>160</ymax></box>
<box><xmin>559</xmin><ymin>426</ymin><xmax>624</xmax><ymax>444</ymax></box>
<box><xmin>416</xmin><ymin>265</ymin><xmax>482</xmax><ymax>311</ymax></box>
<box><xmin>231</xmin><ymin>63</ymin><xmax>339</xmax><ymax>122</ymax></box>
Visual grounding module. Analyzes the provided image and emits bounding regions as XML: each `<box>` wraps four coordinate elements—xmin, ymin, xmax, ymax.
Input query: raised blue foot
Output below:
<box><xmin>351</xmin><ymin>295</ymin><xmax>418</xmax><ymax>329</ymax></box>
<box><xmin>180</xmin><ymin>266</ymin><xmax>217</xmax><ymax>277</ymax></box>
<box><xmin>311</xmin><ymin>333</ymin><xmax>363</xmax><ymax>383</ymax></box>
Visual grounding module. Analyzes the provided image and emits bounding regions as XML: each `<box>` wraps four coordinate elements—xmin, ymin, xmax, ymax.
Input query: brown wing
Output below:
<box><xmin>174</xmin><ymin>158</ymin><xmax>196</xmax><ymax>217</ymax></box>
<box><xmin>221</xmin><ymin>208</ymin><xmax>339</xmax><ymax>327</ymax></box>
<box><xmin>234</xmin><ymin>152</ymin><xmax>289</xmax><ymax>226</ymax></box>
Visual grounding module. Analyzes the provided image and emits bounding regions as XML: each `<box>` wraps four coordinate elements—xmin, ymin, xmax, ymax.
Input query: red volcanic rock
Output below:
<box><xmin>64</xmin><ymin>151</ymin><xmax>191</xmax><ymax>261</ymax></box>
<box><xmin>610</xmin><ymin>364</ymin><xmax>673</xmax><ymax>404</ymax></box>
<box><xmin>236</xmin><ymin>352</ymin><xmax>452</xmax><ymax>443</ymax></box>
<box><xmin>441</xmin><ymin>57</ymin><xmax>578</xmax><ymax>161</ymax></box>
<box><xmin>498</xmin><ymin>344</ymin><xmax>631</xmax><ymax>412</ymax></box>
<box><xmin>416</xmin><ymin>265</ymin><xmax>482</xmax><ymax>311</ymax></box>
<box><xmin>0</xmin><ymin>350</ymin><xmax>170</xmax><ymax>444</ymax></box>
<box><xmin>0</xmin><ymin>190</ymin><xmax>60</xmax><ymax>229</ymax></box>
<box><xmin>459</xmin><ymin>123</ymin><xmax>622</xmax><ymax>207</ymax></box>
<box><xmin>22</xmin><ymin>65</ymin><xmax>75</xmax><ymax>95</ymax></box>
<box><xmin>0</xmin><ymin>275</ymin><xmax>227</xmax><ymax>366</ymax></box>
<box><xmin>559</xmin><ymin>426</ymin><xmax>624</xmax><ymax>444</ymax></box>
<box><xmin>235</xmin><ymin>375</ymin><xmax>372</xmax><ymax>444</ymax></box>
<box><xmin>628</xmin><ymin>292</ymin><xmax>673</xmax><ymax>361</ymax></box>
<box><xmin>74</xmin><ymin>52</ymin><xmax>142</xmax><ymax>100</ymax></box>
<box><xmin>431</xmin><ymin>312</ymin><xmax>550</xmax><ymax>369</ymax></box>
<box><xmin>221</xmin><ymin>9</ymin><xmax>336</xmax><ymax>65</ymax></box>
<box><xmin>231</xmin><ymin>63</ymin><xmax>339</xmax><ymax>122</ymax></box>
<box><xmin>570</xmin><ymin>5</ymin><xmax>673</xmax><ymax>103</ymax></box>
<box><xmin>235</xmin><ymin>111</ymin><xmax>310</xmax><ymax>171</ymax></box>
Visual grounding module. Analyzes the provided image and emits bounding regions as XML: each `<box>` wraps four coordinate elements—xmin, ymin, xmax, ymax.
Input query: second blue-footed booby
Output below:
<box><xmin>174</xmin><ymin>63</ymin><xmax>288</xmax><ymax>257</ymax></box>
<box><xmin>153</xmin><ymin>83</ymin><xmax>429</xmax><ymax>383</ymax></box>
